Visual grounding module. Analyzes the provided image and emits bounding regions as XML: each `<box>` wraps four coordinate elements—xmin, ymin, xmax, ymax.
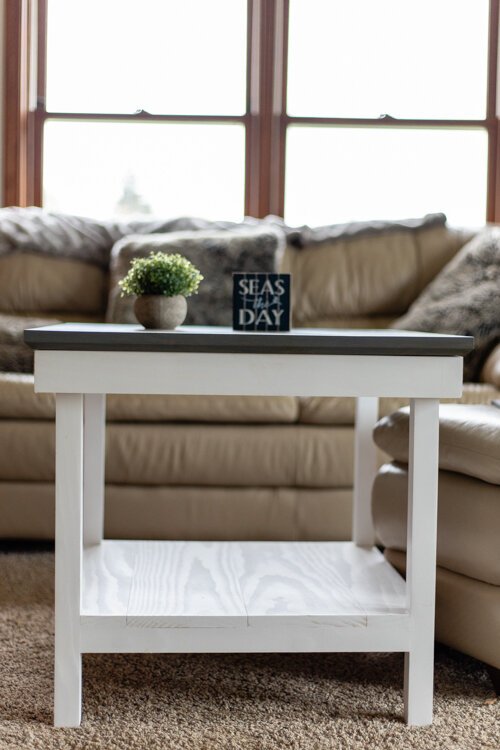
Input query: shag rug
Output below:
<box><xmin>0</xmin><ymin>547</ymin><xmax>498</xmax><ymax>750</ymax></box>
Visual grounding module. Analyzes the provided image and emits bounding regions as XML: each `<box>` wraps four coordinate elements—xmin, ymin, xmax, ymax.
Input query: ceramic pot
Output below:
<box><xmin>134</xmin><ymin>295</ymin><xmax>187</xmax><ymax>330</ymax></box>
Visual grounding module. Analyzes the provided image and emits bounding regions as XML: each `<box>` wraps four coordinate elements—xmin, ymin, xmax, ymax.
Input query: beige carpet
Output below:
<box><xmin>0</xmin><ymin>549</ymin><xmax>498</xmax><ymax>750</ymax></box>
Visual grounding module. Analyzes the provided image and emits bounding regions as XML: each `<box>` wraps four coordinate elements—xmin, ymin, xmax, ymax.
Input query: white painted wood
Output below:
<box><xmin>80</xmin><ymin>541</ymin><xmax>407</xmax><ymax>629</ymax></box>
<box><xmin>403</xmin><ymin>399</ymin><xmax>440</xmax><ymax>727</ymax></box>
<box><xmin>34</xmin><ymin>339</ymin><xmax>462</xmax><ymax>725</ymax></box>
<box><xmin>81</xmin><ymin>615</ymin><xmax>411</xmax><ymax>654</ymax></box>
<box><xmin>237</xmin><ymin>542</ymin><xmax>406</xmax><ymax>625</ymax></box>
<box><xmin>82</xmin><ymin>541</ymin><xmax>136</xmax><ymax>623</ymax></box>
<box><xmin>338</xmin><ymin>542</ymin><xmax>408</xmax><ymax>614</ymax></box>
<box><xmin>127</xmin><ymin>542</ymin><xmax>247</xmax><ymax>628</ymax></box>
<box><xmin>54</xmin><ymin>394</ymin><xmax>83</xmax><ymax>728</ymax></box>
<box><xmin>83</xmin><ymin>394</ymin><xmax>106</xmax><ymax>546</ymax></box>
<box><xmin>34</xmin><ymin>350</ymin><xmax>464</xmax><ymax>398</ymax></box>
<box><xmin>80</xmin><ymin>541</ymin><xmax>410</xmax><ymax>653</ymax></box>
<box><xmin>353</xmin><ymin>397</ymin><xmax>379</xmax><ymax>546</ymax></box>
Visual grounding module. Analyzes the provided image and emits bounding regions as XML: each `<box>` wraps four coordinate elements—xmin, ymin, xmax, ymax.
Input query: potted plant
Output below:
<box><xmin>119</xmin><ymin>251</ymin><xmax>203</xmax><ymax>329</ymax></box>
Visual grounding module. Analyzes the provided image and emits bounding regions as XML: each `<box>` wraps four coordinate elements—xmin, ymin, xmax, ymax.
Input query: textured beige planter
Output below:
<box><xmin>134</xmin><ymin>295</ymin><xmax>187</xmax><ymax>329</ymax></box>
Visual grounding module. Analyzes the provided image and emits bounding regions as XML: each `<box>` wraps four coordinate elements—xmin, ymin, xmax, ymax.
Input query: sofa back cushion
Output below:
<box><xmin>107</xmin><ymin>227</ymin><xmax>284</xmax><ymax>326</ymax></box>
<box><xmin>0</xmin><ymin>253</ymin><xmax>107</xmax><ymax>314</ymax></box>
<box><xmin>281</xmin><ymin>221</ymin><xmax>471</xmax><ymax>325</ymax></box>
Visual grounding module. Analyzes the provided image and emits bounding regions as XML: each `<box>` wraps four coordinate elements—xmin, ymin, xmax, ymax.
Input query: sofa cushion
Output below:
<box><xmin>0</xmin><ymin>482</ymin><xmax>353</xmax><ymax>542</ymax></box>
<box><xmin>107</xmin><ymin>227</ymin><xmax>284</xmax><ymax>326</ymax></box>
<box><xmin>373</xmin><ymin>403</ymin><xmax>500</xmax><ymax>484</ymax></box>
<box><xmin>386</xmin><ymin>549</ymin><xmax>500</xmax><ymax>670</ymax></box>
<box><xmin>373</xmin><ymin>462</ymin><xmax>500</xmax><ymax>586</ymax></box>
<box><xmin>0</xmin><ymin>373</ymin><xmax>298</xmax><ymax>423</ymax></box>
<box><xmin>0</xmin><ymin>253</ymin><xmax>107</xmax><ymax>314</ymax></box>
<box><xmin>392</xmin><ymin>227</ymin><xmax>500</xmax><ymax>381</ymax></box>
<box><xmin>280</xmin><ymin>219</ymin><xmax>468</xmax><ymax>324</ymax></box>
<box><xmin>0</xmin><ymin>421</ymin><xmax>354</xmax><ymax>488</ymax></box>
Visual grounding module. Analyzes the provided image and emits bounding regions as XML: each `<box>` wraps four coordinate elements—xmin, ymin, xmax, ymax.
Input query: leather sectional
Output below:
<box><xmin>1</xmin><ymin>214</ymin><xmax>499</xmax><ymax>670</ymax></box>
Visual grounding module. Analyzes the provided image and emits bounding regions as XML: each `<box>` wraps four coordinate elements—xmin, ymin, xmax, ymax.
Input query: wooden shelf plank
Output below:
<box><xmin>81</xmin><ymin>541</ymin><xmax>407</xmax><ymax>630</ymax></box>
<box><xmin>238</xmin><ymin>542</ymin><xmax>407</xmax><ymax>626</ymax></box>
<box><xmin>82</xmin><ymin>541</ymin><xmax>136</xmax><ymax>625</ymax></box>
<box><xmin>127</xmin><ymin>541</ymin><xmax>247</xmax><ymax>628</ymax></box>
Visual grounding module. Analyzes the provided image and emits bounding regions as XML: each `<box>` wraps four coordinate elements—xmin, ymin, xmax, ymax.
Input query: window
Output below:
<box><xmin>285</xmin><ymin>127</ymin><xmax>488</xmax><ymax>227</ymax></box>
<box><xmin>284</xmin><ymin>0</ymin><xmax>492</xmax><ymax>227</ymax></box>
<box><xmin>4</xmin><ymin>0</ymin><xmax>500</xmax><ymax>224</ymax></box>
<box><xmin>44</xmin><ymin>0</ymin><xmax>247</xmax><ymax>219</ymax></box>
<box><xmin>43</xmin><ymin>121</ymin><xmax>246</xmax><ymax>220</ymax></box>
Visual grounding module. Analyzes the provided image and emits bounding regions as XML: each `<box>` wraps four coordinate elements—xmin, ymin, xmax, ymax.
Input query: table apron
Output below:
<box><xmin>35</xmin><ymin>350</ymin><xmax>464</xmax><ymax>398</ymax></box>
<box><xmin>80</xmin><ymin>619</ymin><xmax>411</xmax><ymax>654</ymax></box>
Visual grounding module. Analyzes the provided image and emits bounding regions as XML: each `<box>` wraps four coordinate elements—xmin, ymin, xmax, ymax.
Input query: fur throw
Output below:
<box><xmin>0</xmin><ymin>314</ymin><xmax>61</xmax><ymax>373</ymax></box>
<box><xmin>287</xmin><ymin>212</ymin><xmax>447</xmax><ymax>249</ymax></box>
<box><xmin>392</xmin><ymin>228</ymin><xmax>500</xmax><ymax>381</ymax></box>
<box><xmin>0</xmin><ymin>207</ymin><xmax>283</xmax><ymax>269</ymax></box>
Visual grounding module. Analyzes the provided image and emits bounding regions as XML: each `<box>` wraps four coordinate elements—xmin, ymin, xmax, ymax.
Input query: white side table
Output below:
<box><xmin>25</xmin><ymin>324</ymin><xmax>473</xmax><ymax>728</ymax></box>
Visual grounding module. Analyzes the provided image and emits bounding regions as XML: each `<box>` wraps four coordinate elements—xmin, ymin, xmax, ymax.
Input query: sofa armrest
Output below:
<box><xmin>373</xmin><ymin>403</ymin><xmax>500</xmax><ymax>485</ymax></box>
<box><xmin>480</xmin><ymin>343</ymin><xmax>500</xmax><ymax>388</ymax></box>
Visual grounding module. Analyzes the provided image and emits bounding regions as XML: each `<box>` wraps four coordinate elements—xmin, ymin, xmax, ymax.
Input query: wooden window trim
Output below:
<box><xmin>488</xmin><ymin>0</ymin><xmax>500</xmax><ymax>220</ymax></box>
<box><xmin>3</xmin><ymin>0</ymin><xmax>500</xmax><ymax>220</ymax></box>
<box><xmin>4</xmin><ymin>0</ymin><xmax>35</xmax><ymax>206</ymax></box>
<box><xmin>4</xmin><ymin>0</ymin><xmax>255</xmax><ymax>211</ymax></box>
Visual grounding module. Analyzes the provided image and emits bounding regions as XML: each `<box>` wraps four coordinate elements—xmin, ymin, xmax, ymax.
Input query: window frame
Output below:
<box><xmin>4</xmin><ymin>0</ymin><xmax>500</xmax><ymax>222</ymax></box>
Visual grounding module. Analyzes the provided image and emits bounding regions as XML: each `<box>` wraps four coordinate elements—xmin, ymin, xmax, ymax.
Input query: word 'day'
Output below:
<box><xmin>233</xmin><ymin>273</ymin><xmax>291</xmax><ymax>331</ymax></box>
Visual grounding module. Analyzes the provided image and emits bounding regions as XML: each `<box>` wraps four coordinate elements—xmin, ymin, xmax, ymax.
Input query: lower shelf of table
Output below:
<box><xmin>80</xmin><ymin>541</ymin><xmax>410</xmax><ymax>653</ymax></box>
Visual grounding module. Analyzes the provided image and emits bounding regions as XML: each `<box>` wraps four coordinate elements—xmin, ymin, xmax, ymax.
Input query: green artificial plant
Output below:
<box><xmin>119</xmin><ymin>252</ymin><xmax>203</xmax><ymax>298</ymax></box>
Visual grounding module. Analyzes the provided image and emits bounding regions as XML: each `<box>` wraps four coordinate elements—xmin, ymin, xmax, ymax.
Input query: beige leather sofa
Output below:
<box><xmin>373</xmin><ymin>401</ymin><xmax>500</xmax><ymax>671</ymax></box>
<box><xmin>1</xmin><ymin>221</ymin><xmax>499</xmax><ymax>540</ymax></box>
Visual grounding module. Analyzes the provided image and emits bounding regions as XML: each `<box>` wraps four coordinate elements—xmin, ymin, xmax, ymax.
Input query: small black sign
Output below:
<box><xmin>233</xmin><ymin>273</ymin><xmax>291</xmax><ymax>331</ymax></box>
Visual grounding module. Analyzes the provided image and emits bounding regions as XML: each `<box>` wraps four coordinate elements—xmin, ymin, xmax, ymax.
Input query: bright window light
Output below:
<box><xmin>43</xmin><ymin>121</ymin><xmax>246</xmax><ymax>221</ymax></box>
<box><xmin>46</xmin><ymin>0</ymin><xmax>247</xmax><ymax>115</ymax></box>
<box><xmin>285</xmin><ymin>126</ymin><xmax>487</xmax><ymax>227</ymax></box>
<box><xmin>288</xmin><ymin>0</ymin><xmax>489</xmax><ymax>119</ymax></box>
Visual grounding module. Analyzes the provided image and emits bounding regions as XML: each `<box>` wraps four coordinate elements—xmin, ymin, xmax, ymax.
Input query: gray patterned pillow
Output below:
<box><xmin>106</xmin><ymin>227</ymin><xmax>285</xmax><ymax>326</ymax></box>
<box><xmin>392</xmin><ymin>228</ymin><xmax>500</xmax><ymax>381</ymax></box>
<box><xmin>0</xmin><ymin>314</ymin><xmax>61</xmax><ymax>373</ymax></box>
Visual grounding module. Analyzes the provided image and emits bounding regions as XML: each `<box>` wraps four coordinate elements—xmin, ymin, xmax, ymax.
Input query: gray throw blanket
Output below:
<box><xmin>392</xmin><ymin>226</ymin><xmax>500</xmax><ymax>381</ymax></box>
<box><xmin>0</xmin><ymin>207</ymin><xmax>446</xmax><ymax>268</ymax></box>
<box><xmin>286</xmin><ymin>212</ymin><xmax>447</xmax><ymax>248</ymax></box>
<box><xmin>0</xmin><ymin>207</ymin><xmax>270</xmax><ymax>268</ymax></box>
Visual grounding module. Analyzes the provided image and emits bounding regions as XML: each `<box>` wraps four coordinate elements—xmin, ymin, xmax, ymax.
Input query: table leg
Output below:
<box><xmin>404</xmin><ymin>398</ymin><xmax>439</xmax><ymax>726</ymax></box>
<box><xmin>352</xmin><ymin>397</ymin><xmax>378</xmax><ymax>546</ymax></box>
<box><xmin>83</xmin><ymin>394</ymin><xmax>106</xmax><ymax>546</ymax></box>
<box><xmin>54</xmin><ymin>393</ymin><xmax>84</xmax><ymax>727</ymax></box>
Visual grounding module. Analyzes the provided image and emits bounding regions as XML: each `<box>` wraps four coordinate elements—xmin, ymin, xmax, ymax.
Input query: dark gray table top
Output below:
<box><xmin>24</xmin><ymin>323</ymin><xmax>474</xmax><ymax>356</ymax></box>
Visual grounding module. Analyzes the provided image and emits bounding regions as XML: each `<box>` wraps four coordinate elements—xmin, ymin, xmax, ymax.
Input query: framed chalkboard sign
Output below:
<box><xmin>233</xmin><ymin>273</ymin><xmax>291</xmax><ymax>331</ymax></box>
